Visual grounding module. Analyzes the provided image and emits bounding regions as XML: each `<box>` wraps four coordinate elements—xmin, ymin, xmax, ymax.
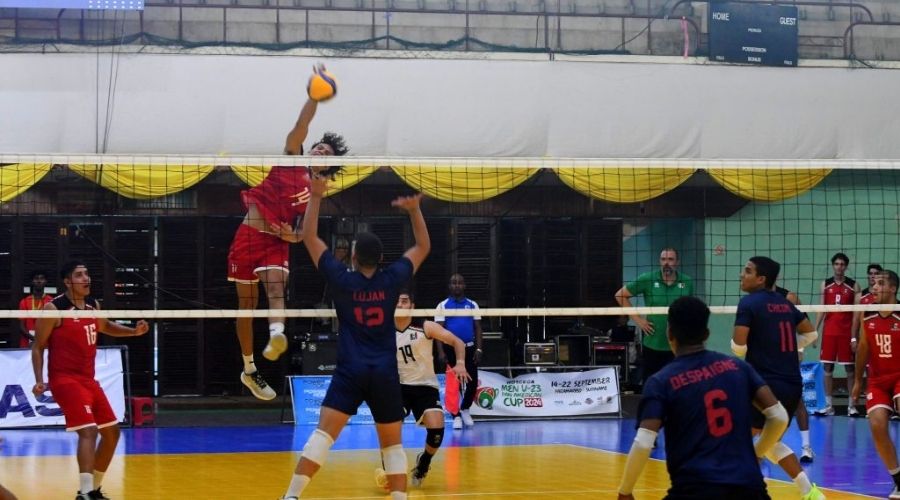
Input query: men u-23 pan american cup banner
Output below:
<box><xmin>470</xmin><ymin>367</ymin><xmax>620</xmax><ymax>418</ymax></box>
<box><xmin>0</xmin><ymin>347</ymin><xmax>126</xmax><ymax>429</ymax></box>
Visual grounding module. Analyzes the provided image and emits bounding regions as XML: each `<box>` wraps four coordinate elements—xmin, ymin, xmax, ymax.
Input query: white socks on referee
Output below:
<box><xmin>793</xmin><ymin>471</ymin><xmax>813</xmax><ymax>494</ymax></box>
<box><xmin>286</xmin><ymin>474</ymin><xmax>311</xmax><ymax>497</ymax></box>
<box><xmin>242</xmin><ymin>354</ymin><xmax>256</xmax><ymax>374</ymax></box>
<box><xmin>79</xmin><ymin>473</ymin><xmax>92</xmax><ymax>494</ymax></box>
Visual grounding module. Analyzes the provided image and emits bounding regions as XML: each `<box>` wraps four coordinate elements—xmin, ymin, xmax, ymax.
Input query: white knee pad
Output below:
<box><xmin>381</xmin><ymin>444</ymin><xmax>407</xmax><ymax>475</ymax></box>
<box><xmin>764</xmin><ymin>442</ymin><xmax>794</xmax><ymax>463</ymax></box>
<box><xmin>302</xmin><ymin>429</ymin><xmax>335</xmax><ymax>466</ymax></box>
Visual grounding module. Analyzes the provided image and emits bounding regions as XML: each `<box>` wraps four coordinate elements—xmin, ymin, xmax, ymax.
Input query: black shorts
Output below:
<box><xmin>751</xmin><ymin>378</ymin><xmax>801</xmax><ymax>430</ymax></box>
<box><xmin>666</xmin><ymin>483</ymin><xmax>770</xmax><ymax>500</ymax></box>
<box><xmin>321</xmin><ymin>366</ymin><xmax>405</xmax><ymax>424</ymax></box>
<box><xmin>401</xmin><ymin>384</ymin><xmax>443</xmax><ymax>425</ymax></box>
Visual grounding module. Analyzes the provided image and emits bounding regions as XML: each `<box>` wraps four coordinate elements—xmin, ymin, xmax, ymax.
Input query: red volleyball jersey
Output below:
<box><xmin>241</xmin><ymin>166</ymin><xmax>312</xmax><ymax>227</ymax></box>
<box><xmin>48</xmin><ymin>295</ymin><xmax>100</xmax><ymax>381</ymax></box>
<box><xmin>823</xmin><ymin>277</ymin><xmax>856</xmax><ymax>336</ymax></box>
<box><xmin>863</xmin><ymin>312</ymin><xmax>900</xmax><ymax>380</ymax></box>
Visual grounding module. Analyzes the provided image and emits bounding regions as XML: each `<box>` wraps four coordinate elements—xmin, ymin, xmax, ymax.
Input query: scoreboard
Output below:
<box><xmin>708</xmin><ymin>2</ymin><xmax>799</xmax><ymax>67</ymax></box>
<box><xmin>0</xmin><ymin>0</ymin><xmax>143</xmax><ymax>9</ymax></box>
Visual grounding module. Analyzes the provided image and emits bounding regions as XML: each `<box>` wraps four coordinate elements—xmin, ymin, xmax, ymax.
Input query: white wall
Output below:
<box><xmin>2</xmin><ymin>52</ymin><xmax>898</xmax><ymax>158</ymax></box>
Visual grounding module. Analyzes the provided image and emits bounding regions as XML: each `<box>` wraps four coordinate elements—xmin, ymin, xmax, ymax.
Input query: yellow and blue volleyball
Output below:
<box><xmin>307</xmin><ymin>65</ymin><xmax>337</xmax><ymax>102</ymax></box>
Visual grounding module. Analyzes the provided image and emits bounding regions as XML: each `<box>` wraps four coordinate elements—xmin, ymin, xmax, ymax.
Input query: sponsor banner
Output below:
<box><xmin>470</xmin><ymin>368</ymin><xmax>619</xmax><ymax>418</ymax></box>
<box><xmin>0</xmin><ymin>347</ymin><xmax>126</xmax><ymax>429</ymax></box>
<box><xmin>801</xmin><ymin>361</ymin><xmax>827</xmax><ymax>412</ymax></box>
<box><xmin>289</xmin><ymin>374</ymin><xmax>447</xmax><ymax>426</ymax></box>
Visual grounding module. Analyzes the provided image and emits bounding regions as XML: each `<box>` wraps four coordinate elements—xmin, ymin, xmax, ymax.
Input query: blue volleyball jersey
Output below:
<box><xmin>638</xmin><ymin>350</ymin><xmax>767</xmax><ymax>491</ymax></box>
<box><xmin>318</xmin><ymin>251</ymin><xmax>414</xmax><ymax>369</ymax></box>
<box><xmin>735</xmin><ymin>289</ymin><xmax>806</xmax><ymax>386</ymax></box>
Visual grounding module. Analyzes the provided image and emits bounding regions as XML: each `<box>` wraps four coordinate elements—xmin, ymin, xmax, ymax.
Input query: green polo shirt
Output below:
<box><xmin>625</xmin><ymin>270</ymin><xmax>694</xmax><ymax>351</ymax></box>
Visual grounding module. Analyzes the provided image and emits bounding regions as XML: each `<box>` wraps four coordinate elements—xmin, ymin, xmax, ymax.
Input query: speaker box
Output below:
<box><xmin>556</xmin><ymin>335</ymin><xmax>592</xmax><ymax>366</ymax></box>
<box><xmin>480</xmin><ymin>337</ymin><xmax>510</xmax><ymax>368</ymax></box>
<box><xmin>301</xmin><ymin>341</ymin><xmax>338</xmax><ymax>375</ymax></box>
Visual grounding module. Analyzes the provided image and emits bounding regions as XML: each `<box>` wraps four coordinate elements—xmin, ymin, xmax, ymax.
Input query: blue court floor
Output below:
<box><xmin>0</xmin><ymin>415</ymin><xmax>890</xmax><ymax>498</ymax></box>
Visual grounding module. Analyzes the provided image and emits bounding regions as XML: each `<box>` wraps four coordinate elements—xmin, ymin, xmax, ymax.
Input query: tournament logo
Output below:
<box><xmin>476</xmin><ymin>387</ymin><xmax>497</xmax><ymax>410</ymax></box>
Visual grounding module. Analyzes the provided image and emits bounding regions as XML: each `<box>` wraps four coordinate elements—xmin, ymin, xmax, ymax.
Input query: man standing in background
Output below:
<box><xmin>436</xmin><ymin>273</ymin><xmax>482</xmax><ymax>430</ymax></box>
<box><xmin>815</xmin><ymin>252</ymin><xmax>860</xmax><ymax>416</ymax></box>
<box><xmin>18</xmin><ymin>270</ymin><xmax>53</xmax><ymax>348</ymax></box>
<box><xmin>615</xmin><ymin>248</ymin><xmax>694</xmax><ymax>387</ymax></box>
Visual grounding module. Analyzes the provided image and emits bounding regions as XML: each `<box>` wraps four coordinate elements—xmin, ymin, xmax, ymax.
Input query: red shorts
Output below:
<box><xmin>866</xmin><ymin>375</ymin><xmax>900</xmax><ymax>415</ymax></box>
<box><xmin>227</xmin><ymin>224</ymin><xmax>289</xmax><ymax>283</ymax></box>
<box><xmin>820</xmin><ymin>334</ymin><xmax>853</xmax><ymax>364</ymax></box>
<box><xmin>50</xmin><ymin>377</ymin><xmax>118</xmax><ymax>432</ymax></box>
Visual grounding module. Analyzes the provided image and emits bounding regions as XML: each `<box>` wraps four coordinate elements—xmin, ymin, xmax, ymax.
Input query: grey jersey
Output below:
<box><xmin>396</xmin><ymin>324</ymin><xmax>438</xmax><ymax>388</ymax></box>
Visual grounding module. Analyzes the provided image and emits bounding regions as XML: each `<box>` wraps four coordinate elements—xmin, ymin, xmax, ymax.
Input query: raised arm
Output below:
<box><xmin>302</xmin><ymin>176</ymin><xmax>329</xmax><ymax>268</ymax></box>
<box><xmin>393</xmin><ymin>194</ymin><xmax>430</xmax><ymax>273</ymax></box>
<box><xmin>284</xmin><ymin>98</ymin><xmax>318</xmax><ymax>155</ymax></box>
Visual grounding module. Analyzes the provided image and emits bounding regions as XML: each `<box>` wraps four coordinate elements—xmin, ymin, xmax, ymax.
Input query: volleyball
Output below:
<box><xmin>307</xmin><ymin>64</ymin><xmax>337</xmax><ymax>102</ymax></box>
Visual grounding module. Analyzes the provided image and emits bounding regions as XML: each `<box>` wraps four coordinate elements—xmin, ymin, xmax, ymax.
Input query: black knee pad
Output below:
<box><xmin>427</xmin><ymin>427</ymin><xmax>444</xmax><ymax>448</ymax></box>
<box><xmin>823</xmin><ymin>363</ymin><xmax>835</xmax><ymax>374</ymax></box>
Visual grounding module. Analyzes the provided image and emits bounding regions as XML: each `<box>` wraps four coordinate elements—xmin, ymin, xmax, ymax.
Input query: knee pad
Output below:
<box><xmin>381</xmin><ymin>444</ymin><xmax>407</xmax><ymax>475</ymax></box>
<box><xmin>764</xmin><ymin>442</ymin><xmax>794</xmax><ymax>463</ymax></box>
<box><xmin>426</xmin><ymin>427</ymin><xmax>444</xmax><ymax>449</ymax></box>
<box><xmin>301</xmin><ymin>429</ymin><xmax>335</xmax><ymax>466</ymax></box>
<box><xmin>823</xmin><ymin>363</ymin><xmax>835</xmax><ymax>374</ymax></box>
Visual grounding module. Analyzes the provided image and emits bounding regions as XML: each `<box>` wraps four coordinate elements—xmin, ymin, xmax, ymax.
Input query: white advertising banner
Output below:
<box><xmin>0</xmin><ymin>347</ymin><xmax>126</xmax><ymax>429</ymax></box>
<box><xmin>469</xmin><ymin>367</ymin><xmax>620</xmax><ymax>418</ymax></box>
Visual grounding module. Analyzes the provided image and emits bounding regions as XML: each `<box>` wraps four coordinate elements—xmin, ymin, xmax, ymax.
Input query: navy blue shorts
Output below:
<box><xmin>322</xmin><ymin>365</ymin><xmax>405</xmax><ymax>424</ymax></box>
<box><xmin>751</xmin><ymin>378</ymin><xmax>801</xmax><ymax>430</ymax></box>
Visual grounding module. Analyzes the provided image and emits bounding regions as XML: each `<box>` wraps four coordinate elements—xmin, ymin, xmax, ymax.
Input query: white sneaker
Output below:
<box><xmin>374</xmin><ymin>467</ymin><xmax>389</xmax><ymax>491</ymax></box>
<box><xmin>813</xmin><ymin>405</ymin><xmax>834</xmax><ymax>416</ymax></box>
<box><xmin>263</xmin><ymin>332</ymin><xmax>288</xmax><ymax>361</ymax></box>
<box><xmin>800</xmin><ymin>445</ymin><xmax>815</xmax><ymax>463</ymax></box>
<box><xmin>460</xmin><ymin>409</ymin><xmax>475</xmax><ymax>427</ymax></box>
<box><xmin>240</xmin><ymin>370</ymin><xmax>276</xmax><ymax>400</ymax></box>
<box><xmin>889</xmin><ymin>485</ymin><xmax>900</xmax><ymax>499</ymax></box>
<box><xmin>452</xmin><ymin>416</ymin><xmax>463</xmax><ymax>429</ymax></box>
<box><xmin>847</xmin><ymin>405</ymin><xmax>861</xmax><ymax>417</ymax></box>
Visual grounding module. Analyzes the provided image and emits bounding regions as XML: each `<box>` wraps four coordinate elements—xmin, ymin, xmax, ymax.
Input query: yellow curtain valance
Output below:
<box><xmin>707</xmin><ymin>168</ymin><xmax>832</xmax><ymax>201</ymax></box>
<box><xmin>0</xmin><ymin>163</ymin><xmax>53</xmax><ymax>202</ymax></box>
<box><xmin>554</xmin><ymin>166</ymin><xmax>696</xmax><ymax>203</ymax></box>
<box><xmin>68</xmin><ymin>164</ymin><xmax>214</xmax><ymax>199</ymax></box>
<box><xmin>391</xmin><ymin>165</ymin><xmax>540</xmax><ymax>202</ymax></box>
<box><xmin>230</xmin><ymin>165</ymin><xmax>378</xmax><ymax>196</ymax></box>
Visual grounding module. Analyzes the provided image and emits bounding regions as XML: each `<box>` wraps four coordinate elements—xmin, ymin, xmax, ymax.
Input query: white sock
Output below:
<box><xmin>890</xmin><ymin>466</ymin><xmax>900</xmax><ymax>475</ymax></box>
<box><xmin>270</xmin><ymin>322</ymin><xmax>285</xmax><ymax>336</ymax></box>
<box><xmin>79</xmin><ymin>472</ymin><xmax>93</xmax><ymax>493</ymax></box>
<box><xmin>285</xmin><ymin>474</ymin><xmax>311</xmax><ymax>497</ymax></box>
<box><xmin>242</xmin><ymin>354</ymin><xmax>256</xmax><ymax>374</ymax></box>
<box><xmin>800</xmin><ymin>430</ymin><xmax>810</xmax><ymax>447</ymax></box>
<box><xmin>390</xmin><ymin>492</ymin><xmax>407</xmax><ymax>500</ymax></box>
<box><xmin>825</xmin><ymin>396</ymin><xmax>832</xmax><ymax>406</ymax></box>
<box><xmin>93</xmin><ymin>470</ymin><xmax>105</xmax><ymax>489</ymax></box>
<box><xmin>793</xmin><ymin>471</ymin><xmax>812</xmax><ymax>494</ymax></box>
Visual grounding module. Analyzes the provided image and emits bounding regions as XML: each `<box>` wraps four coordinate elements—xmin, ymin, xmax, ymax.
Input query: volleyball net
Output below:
<box><xmin>1</xmin><ymin>154</ymin><xmax>898</xmax><ymax>394</ymax></box>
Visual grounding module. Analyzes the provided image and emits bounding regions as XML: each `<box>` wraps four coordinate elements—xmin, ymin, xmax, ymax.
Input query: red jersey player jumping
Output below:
<box><xmin>852</xmin><ymin>269</ymin><xmax>900</xmax><ymax>499</ymax></box>
<box><xmin>228</xmin><ymin>65</ymin><xmax>348</xmax><ymax>400</ymax></box>
<box><xmin>31</xmin><ymin>260</ymin><xmax>149</xmax><ymax>500</ymax></box>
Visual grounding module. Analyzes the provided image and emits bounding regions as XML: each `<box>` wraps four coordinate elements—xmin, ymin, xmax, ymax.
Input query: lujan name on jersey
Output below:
<box><xmin>396</xmin><ymin>325</ymin><xmax>438</xmax><ymax>388</ymax></box>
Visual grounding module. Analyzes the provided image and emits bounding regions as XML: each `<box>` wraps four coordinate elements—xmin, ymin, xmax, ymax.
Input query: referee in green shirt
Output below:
<box><xmin>615</xmin><ymin>248</ymin><xmax>694</xmax><ymax>385</ymax></box>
